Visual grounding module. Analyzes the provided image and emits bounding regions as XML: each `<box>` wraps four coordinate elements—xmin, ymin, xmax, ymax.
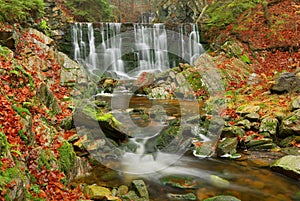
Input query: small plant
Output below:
<box><xmin>39</xmin><ymin>19</ymin><xmax>50</xmax><ymax>36</ymax></box>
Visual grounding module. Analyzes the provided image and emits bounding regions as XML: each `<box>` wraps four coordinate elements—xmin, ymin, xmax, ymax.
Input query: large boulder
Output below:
<box><xmin>270</xmin><ymin>72</ymin><xmax>300</xmax><ymax>94</ymax></box>
<box><xmin>271</xmin><ymin>155</ymin><xmax>300</xmax><ymax>179</ymax></box>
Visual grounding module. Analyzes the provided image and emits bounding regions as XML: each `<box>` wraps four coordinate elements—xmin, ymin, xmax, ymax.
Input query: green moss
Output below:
<box><xmin>58</xmin><ymin>141</ymin><xmax>75</xmax><ymax>176</ymax></box>
<box><xmin>12</xmin><ymin>104</ymin><xmax>31</xmax><ymax>118</ymax></box>
<box><xmin>38</xmin><ymin>149</ymin><xmax>57</xmax><ymax>170</ymax></box>
<box><xmin>97</xmin><ymin>113</ymin><xmax>122</xmax><ymax>126</ymax></box>
<box><xmin>206</xmin><ymin>0</ymin><xmax>261</xmax><ymax>29</ymax></box>
<box><xmin>0</xmin><ymin>131</ymin><xmax>10</xmax><ymax>155</ymax></box>
<box><xmin>0</xmin><ymin>45</ymin><xmax>11</xmax><ymax>59</ymax></box>
<box><xmin>240</xmin><ymin>54</ymin><xmax>252</xmax><ymax>64</ymax></box>
<box><xmin>0</xmin><ymin>0</ymin><xmax>44</xmax><ymax>24</ymax></box>
<box><xmin>0</xmin><ymin>166</ymin><xmax>24</xmax><ymax>191</ymax></box>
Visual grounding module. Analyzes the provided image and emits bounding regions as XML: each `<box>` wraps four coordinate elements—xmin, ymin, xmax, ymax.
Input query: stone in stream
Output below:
<box><xmin>167</xmin><ymin>193</ymin><xmax>197</xmax><ymax>200</ymax></box>
<box><xmin>271</xmin><ymin>155</ymin><xmax>300</xmax><ymax>180</ymax></box>
<box><xmin>131</xmin><ymin>180</ymin><xmax>149</xmax><ymax>200</ymax></box>
<box><xmin>203</xmin><ymin>195</ymin><xmax>241</xmax><ymax>201</ymax></box>
<box><xmin>83</xmin><ymin>185</ymin><xmax>113</xmax><ymax>200</ymax></box>
<box><xmin>216</xmin><ymin>137</ymin><xmax>238</xmax><ymax>156</ymax></box>
<box><xmin>160</xmin><ymin>175</ymin><xmax>203</xmax><ymax>189</ymax></box>
<box><xmin>209</xmin><ymin>175</ymin><xmax>230</xmax><ymax>188</ymax></box>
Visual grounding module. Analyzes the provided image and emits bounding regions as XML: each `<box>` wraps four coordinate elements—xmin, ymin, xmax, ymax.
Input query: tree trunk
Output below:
<box><xmin>262</xmin><ymin>0</ymin><xmax>272</xmax><ymax>27</ymax></box>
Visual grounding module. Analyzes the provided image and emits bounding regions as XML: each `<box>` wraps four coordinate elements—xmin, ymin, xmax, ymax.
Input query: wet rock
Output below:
<box><xmin>116</xmin><ymin>185</ymin><xmax>129</xmax><ymax>197</ymax></box>
<box><xmin>57</xmin><ymin>52</ymin><xmax>87</xmax><ymax>86</ymax></box>
<box><xmin>246</xmin><ymin>138</ymin><xmax>275</xmax><ymax>150</ymax></box>
<box><xmin>167</xmin><ymin>193</ymin><xmax>197</xmax><ymax>200</ymax></box>
<box><xmin>148</xmin><ymin>86</ymin><xmax>173</xmax><ymax>99</ymax></box>
<box><xmin>69</xmin><ymin>156</ymin><xmax>91</xmax><ymax>181</ymax></box>
<box><xmin>134</xmin><ymin>72</ymin><xmax>155</xmax><ymax>88</ymax></box>
<box><xmin>279</xmin><ymin>109</ymin><xmax>300</xmax><ymax>137</ymax></box>
<box><xmin>193</xmin><ymin>141</ymin><xmax>215</xmax><ymax>158</ymax></box>
<box><xmin>131</xmin><ymin>180</ymin><xmax>149</xmax><ymax>200</ymax></box>
<box><xmin>210</xmin><ymin>175</ymin><xmax>230</xmax><ymax>188</ymax></box>
<box><xmin>122</xmin><ymin>190</ymin><xmax>143</xmax><ymax>201</ymax></box>
<box><xmin>60</xmin><ymin>116</ymin><xmax>73</xmax><ymax>130</ymax></box>
<box><xmin>203</xmin><ymin>195</ymin><xmax>241</xmax><ymax>201</ymax></box>
<box><xmin>160</xmin><ymin>175</ymin><xmax>203</xmax><ymax>189</ymax></box>
<box><xmin>279</xmin><ymin>135</ymin><xmax>300</xmax><ymax>147</ymax></box>
<box><xmin>245</xmin><ymin>112</ymin><xmax>260</xmax><ymax>121</ymax></box>
<box><xmin>83</xmin><ymin>185</ymin><xmax>112</xmax><ymax>200</ymax></box>
<box><xmin>259</xmin><ymin>117</ymin><xmax>278</xmax><ymax>136</ymax></box>
<box><xmin>291</xmin><ymin>96</ymin><xmax>300</xmax><ymax>111</ymax></box>
<box><xmin>217</xmin><ymin>137</ymin><xmax>238</xmax><ymax>156</ymax></box>
<box><xmin>98</xmin><ymin>78</ymin><xmax>118</xmax><ymax>93</ymax></box>
<box><xmin>236</xmin><ymin>119</ymin><xmax>251</xmax><ymax>130</ymax></box>
<box><xmin>6</xmin><ymin>178</ymin><xmax>26</xmax><ymax>201</ymax></box>
<box><xmin>270</xmin><ymin>72</ymin><xmax>300</xmax><ymax>94</ymax></box>
<box><xmin>0</xmin><ymin>31</ymin><xmax>15</xmax><ymax>49</ymax></box>
<box><xmin>36</xmin><ymin>83</ymin><xmax>62</xmax><ymax>114</ymax></box>
<box><xmin>271</xmin><ymin>155</ymin><xmax>300</xmax><ymax>179</ymax></box>
<box><xmin>236</xmin><ymin>105</ymin><xmax>260</xmax><ymax>116</ymax></box>
<box><xmin>221</xmin><ymin>126</ymin><xmax>245</xmax><ymax>138</ymax></box>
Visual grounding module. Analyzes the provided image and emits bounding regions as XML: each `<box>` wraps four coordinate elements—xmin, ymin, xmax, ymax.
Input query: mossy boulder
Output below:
<box><xmin>217</xmin><ymin>137</ymin><xmax>238</xmax><ymax>156</ymax></box>
<box><xmin>271</xmin><ymin>155</ymin><xmax>300</xmax><ymax>180</ymax></box>
<box><xmin>83</xmin><ymin>185</ymin><xmax>112</xmax><ymax>200</ymax></box>
<box><xmin>58</xmin><ymin>141</ymin><xmax>76</xmax><ymax>176</ymax></box>
<box><xmin>279</xmin><ymin>110</ymin><xmax>300</xmax><ymax>137</ymax></box>
<box><xmin>259</xmin><ymin>117</ymin><xmax>278</xmax><ymax>136</ymax></box>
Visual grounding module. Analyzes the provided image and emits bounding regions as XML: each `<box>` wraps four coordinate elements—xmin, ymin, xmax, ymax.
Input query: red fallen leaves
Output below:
<box><xmin>0</xmin><ymin>29</ymin><xmax>85</xmax><ymax>200</ymax></box>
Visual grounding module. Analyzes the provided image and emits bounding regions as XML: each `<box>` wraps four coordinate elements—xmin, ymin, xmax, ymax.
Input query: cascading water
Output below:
<box><xmin>71</xmin><ymin>22</ymin><xmax>204</xmax><ymax>77</ymax></box>
<box><xmin>103</xmin><ymin>23</ymin><xmax>125</xmax><ymax>74</ymax></box>
<box><xmin>179</xmin><ymin>23</ymin><xmax>204</xmax><ymax>66</ymax></box>
<box><xmin>134</xmin><ymin>23</ymin><xmax>169</xmax><ymax>72</ymax></box>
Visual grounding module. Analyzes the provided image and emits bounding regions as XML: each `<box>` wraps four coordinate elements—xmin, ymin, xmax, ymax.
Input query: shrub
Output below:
<box><xmin>0</xmin><ymin>0</ymin><xmax>45</xmax><ymax>24</ymax></box>
<box><xmin>65</xmin><ymin>0</ymin><xmax>114</xmax><ymax>22</ymax></box>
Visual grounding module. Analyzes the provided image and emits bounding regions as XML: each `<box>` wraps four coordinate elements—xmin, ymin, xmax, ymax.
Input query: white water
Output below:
<box><xmin>133</xmin><ymin>23</ymin><xmax>169</xmax><ymax>72</ymax></box>
<box><xmin>72</xmin><ymin>23</ymin><xmax>204</xmax><ymax>77</ymax></box>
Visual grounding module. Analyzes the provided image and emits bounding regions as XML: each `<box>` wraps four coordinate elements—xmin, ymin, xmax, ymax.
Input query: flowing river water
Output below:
<box><xmin>73</xmin><ymin>95</ymin><xmax>300</xmax><ymax>201</ymax></box>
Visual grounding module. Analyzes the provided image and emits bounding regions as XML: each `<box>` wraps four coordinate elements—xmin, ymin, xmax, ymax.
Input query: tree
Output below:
<box><xmin>0</xmin><ymin>0</ymin><xmax>44</xmax><ymax>24</ymax></box>
<box><xmin>65</xmin><ymin>0</ymin><xmax>115</xmax><ymax>22</ymax></box>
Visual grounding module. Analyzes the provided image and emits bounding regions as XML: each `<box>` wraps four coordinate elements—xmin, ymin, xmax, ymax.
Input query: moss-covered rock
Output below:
<box><xmin>279</xmin><ymin>110</ymin><xmax>300</xmax><ymax>137</ymax></box>
<box><xmin>259</xmin><ymin>117</ymin><xmax>278</xmax><ymax>136</ymax></box>
<box><xmin>58</xmin><ymin>141</ymin><xmax>76</xmax><ymax>176</ymax></box>
<box><xmin>271</xmin><ymin>155</ymin><xmax>300</xmax><ymax>180</ymax></box>
<box><xmin>217</xmin><ymin>137</ymin><xmax>238</xmax><ymax>156</ymax></box>
<box><xmin>203</xmin><ymin>195</ymin><xmax>241</xmax><ymax>201</ymax></box>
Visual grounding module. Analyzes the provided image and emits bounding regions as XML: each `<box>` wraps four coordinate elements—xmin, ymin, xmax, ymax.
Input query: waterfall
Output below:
<box><xmin>189</xmin><ymin>24</ymin><xmax>204</xmax><ymax>65</ymax></box>
<box><xmin>103</xmin><ymin>23</ymin><xmax>124</xmax><ymax>73</ymax></box>
<box><xmin>179</xmin><ymin>23</ymin><xmax>204</xmax><ymax>66</ymax></box>
<box><xmin>134</xmin><ymin>23</ymin><xmax>169</xmax><ymax>72</ymax></box>
<box><xmin>71</xmin><ymin>22</ymin><xmax>204</xmax><ymax>78</ymax></box>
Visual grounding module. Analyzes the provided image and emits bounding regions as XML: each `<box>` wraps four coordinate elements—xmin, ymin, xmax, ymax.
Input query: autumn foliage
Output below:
<box><xmin>0</xmin><ymin>26</ymin><xmax>84</xmax><ymax>200</ymax></box>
